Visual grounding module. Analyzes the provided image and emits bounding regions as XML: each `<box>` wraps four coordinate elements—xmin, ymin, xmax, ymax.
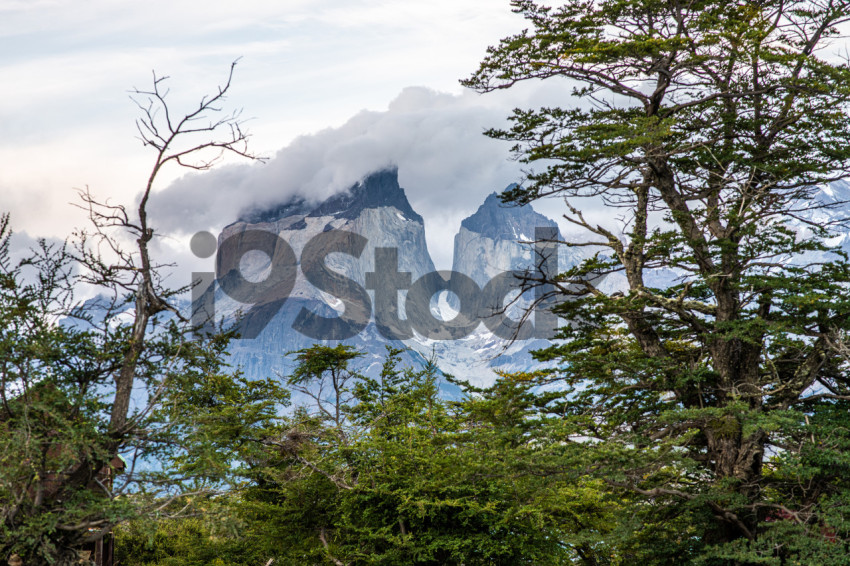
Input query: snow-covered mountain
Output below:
<box><xmin>196</xmin><ymin>168</ymin><xmax>443</xmax><ymax>386</ymax></box>
<box><xmin>794</xmin><ymin>179</ymin><xmax>850</xmax><ymax>257</ymax></box>
<box><xmin>197</xmin><ymin>168</ymin><xmax>581</xmax><ymax>387</ymax></box>
<box><xmin>422</xmin><ymin>192</ymin><xmax>585</xmax><ymax>383</ymax></box>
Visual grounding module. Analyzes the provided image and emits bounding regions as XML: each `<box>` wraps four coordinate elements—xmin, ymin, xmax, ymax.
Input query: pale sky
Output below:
<box><xmin>5</xmin><ymin>2</ymin><xmax>850</xmax><ymax>277</ymax></box>
<box><xmin>0</xmin><ymin>0</ymin><xmax>583</xmax><ymax>274</ymax></box>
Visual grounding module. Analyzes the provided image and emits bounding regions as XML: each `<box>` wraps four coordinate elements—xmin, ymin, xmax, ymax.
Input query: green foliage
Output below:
<box><xmin>114</xmin><ymin>497</ymin><xmax>263</xmax><ymax>566</ymax></box>
<box><xmin>118</xmin><ymin>348</ymin><xmax>622</xmax><ymax>565</ymax></box>
<box><xmin>0</xmin><ymin>62</ymin><xmax>273</xmax><ymax>565</ymax></box>
<box><xmin>241</xmin><ymin>347</ymin><xmax>580</xmax><ymax>565</ymax></box>
<box><xmin>463</xmin><ymin>0</ymin><xmax>850</xmax><ymax>563</ymax></box>
<box><xmin>0</xmin><ymin>215</ymin><xmax>289</xmax><ymax>565</ymax></box>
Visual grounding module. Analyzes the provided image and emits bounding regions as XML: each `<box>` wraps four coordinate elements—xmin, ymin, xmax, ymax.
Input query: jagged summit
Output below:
<box><xmin>816</xmin><ymin>179</ymin><xmax>850</xmax><ymax>207</ymax></box>
<box><xmin>238</xmin><ymin>168</ymin><xmax>422</xmax><ymax>225</ymax></box>
<box><xmin>460</xmin><ymin>191</ymin><xmax>558</xmax><ymax>241</ymax></box>
<box><xmin>209</xmin><ymin>172</ymin><xmax>577</xmax><ymax>386</ymax></box>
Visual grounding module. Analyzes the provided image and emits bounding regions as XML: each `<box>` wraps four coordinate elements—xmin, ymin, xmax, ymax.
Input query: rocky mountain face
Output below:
<box><xmin>199</xmin><ymin>169</ymin><xmax>850</xmax><ymax>389</ymax></box>
<box><xmin>453</xmin><ymin>192</ymin><xmax>560</xmax><ymax>287</ymax></box>
<box><xmin>427</xmin><ymin>192</ymin><xmax>586</xmax><ymax>382</ymax></box>
<box><xmin>199</xmin><ymin>168</ymin><xmax>441</xmax><ymax>387</ymax></box>
<box><xmin>183</xmin><ymin>167</ymin><xmax>850</xmax><ymax>394</ymax></box>
<box><xmin>197</xmin><ymin>168</ymin><xmax>580</xmax><ymax>388</ymax></box>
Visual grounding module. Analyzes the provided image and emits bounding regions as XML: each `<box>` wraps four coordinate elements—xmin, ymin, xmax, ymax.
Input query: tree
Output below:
<box><xmin>124</xmin><ymin>346</ymin><xmax>584</xmax><ymax>565</ymax></box>
<box><xmin>464</xmin><ymin>0</ymin><xmax>850</xmax><ymax>563</ymax></box>
<box><xmin>0</xmin><ymin>62</ymin><xmax>288</xmax><ymax>565</ymax></box>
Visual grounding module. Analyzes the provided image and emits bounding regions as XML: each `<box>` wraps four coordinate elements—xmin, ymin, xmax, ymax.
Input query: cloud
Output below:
<box><xmin>147</xmin><ymin>85</ymin><xmax>553</xmax><ymax>268</ymax></box>
<box><xmin>146</xmin><ymin>76</ymin><xmax>616</xmax><ymax>275</ymax></box>
<box><xmin>0</xmin><ymin>0</ymin><xmax>525</xmax><ymax>247</ymax></box>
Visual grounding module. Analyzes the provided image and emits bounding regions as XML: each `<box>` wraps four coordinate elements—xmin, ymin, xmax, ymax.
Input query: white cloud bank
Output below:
<box><xmin>0</xmin><ymin>0</ymin><xmax>524</xmax><ymax>241</ymax></box>
<box><xmin>148</xmin><ymin>83</ymin><xmax>579</xmax><ymax>269</ymax></box>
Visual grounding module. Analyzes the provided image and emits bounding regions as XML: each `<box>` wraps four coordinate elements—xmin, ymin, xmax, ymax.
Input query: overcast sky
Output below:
<box><xmin>1</xmin><ymin>0</ymin><xmax>590</xmax><ymax>274</ymax></box>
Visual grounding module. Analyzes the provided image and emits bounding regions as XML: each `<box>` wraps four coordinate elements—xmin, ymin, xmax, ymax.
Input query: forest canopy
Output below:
<box><xmin>6</xmin><ymin>2</ymin><xmax>850</xmax><ymax>565</ymax></box>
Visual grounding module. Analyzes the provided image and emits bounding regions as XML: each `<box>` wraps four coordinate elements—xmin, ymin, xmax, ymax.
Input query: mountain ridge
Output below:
<box><xmin>236</xmin><ymin>167</ymin><xmax>422</xmax><ymax>226</ymax></box>
<box><xmin>202</xmin><ymin>167</ymin><xmax>575</xmax><ymax>386</ymax></box>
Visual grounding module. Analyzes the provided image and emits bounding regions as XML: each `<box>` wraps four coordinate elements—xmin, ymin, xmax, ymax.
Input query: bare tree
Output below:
<box><xmin>0</xmin><ymin>61</ymin><xmax>279</xmax><ymax>566</ymax></box>
<box><xmin>76</xmin><ymin>59</ymin><xmax>263</xmax><ymax>436</ymax></box>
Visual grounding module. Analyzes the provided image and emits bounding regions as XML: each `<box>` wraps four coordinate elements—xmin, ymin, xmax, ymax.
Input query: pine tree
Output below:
<box><xmin>464</xmin><ymin>1</ymin><xmax>850</xmax><ymax>562</ymax></box>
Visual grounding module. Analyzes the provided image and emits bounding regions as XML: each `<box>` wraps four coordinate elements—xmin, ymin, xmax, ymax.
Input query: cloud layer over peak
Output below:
<box><xmin>147</xmin><ymin>85</ymin><xmax>546</xmax><ymax>267</ymax></box>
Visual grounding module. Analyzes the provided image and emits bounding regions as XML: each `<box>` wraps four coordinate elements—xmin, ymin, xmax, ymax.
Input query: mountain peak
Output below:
<box><xmin>482</xmin><ymin>191</ymin><xmax>502</xmax><ymax>205</ymax></box>
<box><xmin>460</xmin><ymin>189</ymin><xmax>557</xmax><ymax>241</ymax></box>
<box><xmin>817</xmin><ymin>180</ymin><xmax>850</xmax><ymax>206</ymax></box>
<box><xmin>238</xmin><ymin>167</ymin><xmax>422</xmax><ymax>224</ymax></box>
<box><xmin>308</xmin><ymin>168</ymin><xmax>422</xmax><ymax>222</ymax></box>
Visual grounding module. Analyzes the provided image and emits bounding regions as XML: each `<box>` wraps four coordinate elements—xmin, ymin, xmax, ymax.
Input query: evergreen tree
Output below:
<box><xmin>0</xmin><ymin>63</ymin><xmax>287</xmax><ymax>565</ymax></box>
<box><xmin>139</xmin><ymin>347</ymin><xmax>585</xmax><ymax>565</ymax></box>
<box><xmin>464</xmin><ymin>1</ymin><xmax>850</xmax><ymax>563</ymax></box>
